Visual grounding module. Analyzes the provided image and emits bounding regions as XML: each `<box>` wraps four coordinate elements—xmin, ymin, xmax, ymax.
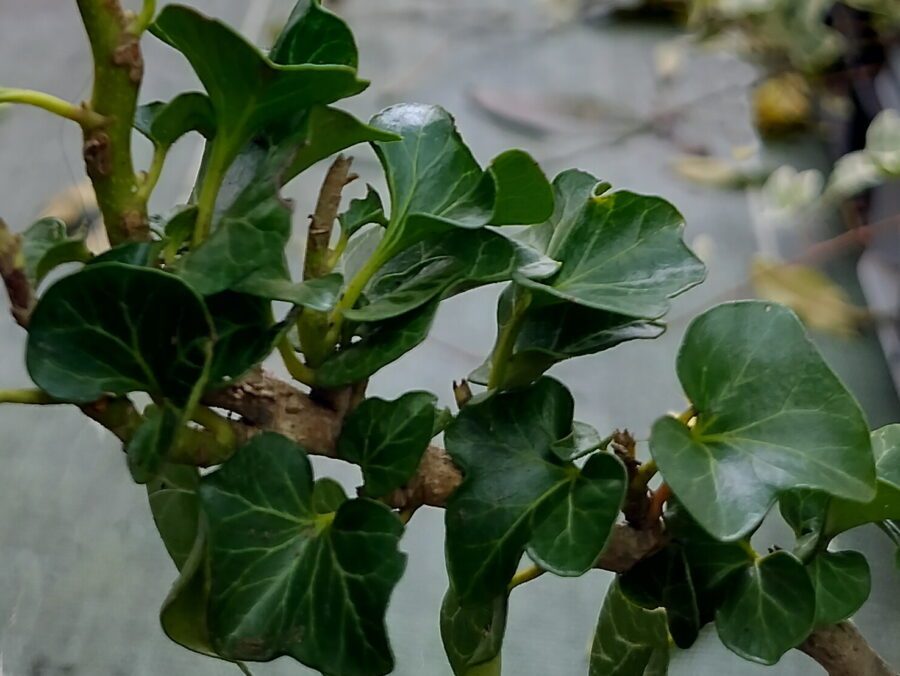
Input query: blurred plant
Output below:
<box><xmin>0</xmin><ymin>2</ymin><xmax>897</xmax><ymax>676</ymax></box>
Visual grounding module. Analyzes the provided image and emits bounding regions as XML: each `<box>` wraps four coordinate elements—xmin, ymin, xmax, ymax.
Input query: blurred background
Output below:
<box><xmin>1</xmin><ymin>0</ymin><xmax>899</xmax><ymax>674</ymax></box>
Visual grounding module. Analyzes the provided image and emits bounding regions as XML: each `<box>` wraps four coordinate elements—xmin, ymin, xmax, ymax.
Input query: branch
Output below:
<box><xmin>0</xmin><ymin>219</ymin><xmax>33</xmax><ymax>328</ymax></box>
<box><xmin>203</xmin><ymin>369</ymin><xmax>668</xmax><ymax>572</ymax></box>
<box><xmin>799</xmin><ymin>621</ymin><xmax>897</xmax><ymax>676</ymax></box>
<box><xmin>304</xmin><ymin>155</ymin><xmax>356</xmax><ymax>280</ymax></box>
<box><xmin>76</xmin><ymin>0</ymin><xmax>147</xmax><ymax>244</ymax></box>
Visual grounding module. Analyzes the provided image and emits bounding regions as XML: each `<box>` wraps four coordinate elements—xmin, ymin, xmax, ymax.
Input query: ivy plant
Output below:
<box><xmin>0</xmin><ymin>2</ymin><xmax>897</xmax><ymax>675</ymax></box>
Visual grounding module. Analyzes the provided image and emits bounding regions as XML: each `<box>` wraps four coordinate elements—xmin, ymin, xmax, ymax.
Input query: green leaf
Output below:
<box><xmin>127</xmin><ymin>404</ymin><xmax>179</xmax><ymax>484</ymax></box>
<box><xmin>779</xmin><ymin>488</ymin><xmax>830</xmax><ymax>558</ymax></box>
<box><xmin>516</xmin><ymin>169</ymin><xmax>705</xmax><ymax>319</ymax></box>
<box><xmin>337</xmin><ymin>391</ymin><xmax>437</xmax><ymax>497</ymax></box>
<box><xmin>650</xmin><ymin>301</ymin><xmax>876</xmax><ymax>540</ymax></box>
<box><xmin>147</xmin><ymin>463</ymin><xmax>201</xmax><ymax>570</ymax></box>
<box><xmin>440</xmin><ymin>588</ymin><xmax>508</xmax><ymax>676</ymax></box>
<box><xmin>315</xmin><ymin>301</ymin><xmax>438</xmax><ymax>388</ymax></box>
<box><xmin>205</xmin><ymin>291</ymin><xmax>279</xmax><ymax>387</ymax></box>
<box><xmin>715</xmin><ymin>551</ymin><xmax>815</xmax><ymax>665</ymax></box>
<box><xmin>339</xmin><ymin>185</ymin><xmax>387</xmax><ymax>237</ymax></box>
<box><xmin>151</xmin><ymin>5</ymin><xmax>366</xmax><ymax>174</ymax></box>
<box><xmin>369</xmin><ymin>104</ymin><xmax>553</xmax><ymax>259</ymax></box>
<box><xmin>807</xmin><ymin>550</ymin><xmax>870</xmax><ymax>627</ymax></box>
<box><xmin>825</xmin><ymin>424</ymin><xmax>900</xmax><ymax>535</ymax></box>
<box><xmin>589</xmin><ymin>580</ymin><xmax>670</xmax><ymax>676</ymax></box>
<box><xmin>620</xmin><ymin>546</ymin><xmax>701</xmax><ymax>649</ymax></box>
<box><xmin>345</xmin><ymin>228</ymin><xmax>556</xmax><ymax>323</ymax></box>
<box><xmin>89</xmin><ymin>240</ymin><xmax>164</xmax><ymax>267</ymax></box>
<box><xmin>270</xmin><ymin>0</ymin><xmax>358</xmax><ymax>68</ymax></box>
<box><xmin>445</xmin><ymin>378</ymin><xmax>626</xmax><ymax>601</ymax></box>
<box><xmin>311</xmin><ymin>477</ymin><xmax>348</xmax><ymax>514</ymax></box>
<box><xmin>134</xmin><ymin>92</ymin><xmax>214</xmax><ymax>148</ymax></box>
<box><xmin>160</xmin><ymin>524</ymin><xmax>216</xmax><ymax>657</ymax></box>
<box><xmin>27</xmin><ymin>263</ymin><xmax>213</xmax><ymax>405</ymax></box>
<box><xmin>200</xmin><ymin>433</ymin><xmax>406</xmax><ymax>674</ymax></box>
<box><xmin>20</xmin><ymin>217</ymin><xmax>91</xmax><ymax>285</ymax></box>
<box><xmin>550</xmin><ymin>420</ymin><xmax>605</xmax><ymax>462</ymax></box>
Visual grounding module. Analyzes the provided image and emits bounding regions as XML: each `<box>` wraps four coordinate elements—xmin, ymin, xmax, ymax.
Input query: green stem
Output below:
<box><xmin>487</xmin><ymin>290</ymin><xmax>531</xmax><ymax>390</ymax></box>
<box><xmin>137</xmin><ymin>144</ymin><xmax>166</xmax><ymax>204</ymax></box>
<box><xmin>76</xmin><ymin>0</ymin><xmax>147</xmax><ymax>244</ymax></box>
<box><xmin>0</xmin><ymin>388</ymin><xmax>57</xmax><ymax>405</ymax></box>
<box><xmin>326</xmin><ymin>230</ymin><xmax>350</xmax><ymax>270</ymax></box>
<box><xmin>633</xmin><ymin>459</ymin><xmax>658</xmax><ymax>488</ymax></box>
<box><xmin>508</xmin><ymin>564</ymin><xmax>545</xmax><ymax>590</ymax></box>
<box><xmin>0</xmin><ymin>88</ymin><xmax>106</xmax><ymax>128</ymax></box>
<box><xmin>130</xmin><ymin>0</ymin><xmax>157</xmax><ymax>34</ymax></box>
<box><xmin>190</xmin><ymin>405</ymin><xmax>237</xmax><ymax>449</ymax></box>
<box><xmin>192</xmin><ymin>141</ymin><xmax>231</xmax><ymax>246</ymax></box>
<box><xmin>322</xmin><ymin>244</ymin><xmax>390</xmax><ymax>349</ymax></box>
<box><xmin>278</xmin><ymin>337</ymin><xmax>317</xmax><ymax>386</ymax></box>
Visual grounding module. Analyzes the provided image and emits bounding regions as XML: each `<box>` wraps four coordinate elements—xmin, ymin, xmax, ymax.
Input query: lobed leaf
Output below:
<box><xmin>134</xmin><ymin>92</ymin><xmax>214</xmax><ymax>148</ymax></box>
<box><xmin>20</xmin><ymin>217</ymin><xmax>91</xmax><ymax>285</ymax></box>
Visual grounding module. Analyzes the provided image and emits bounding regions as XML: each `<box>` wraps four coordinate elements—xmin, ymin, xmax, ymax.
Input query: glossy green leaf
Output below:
<box><xmin>445</xmin><ymin>378</ymin><xmax>626</xmax><ymax>601</ymax></box>
<box><xmin>127</xmin><ymin>404</ymin><xmax>179</xmax><ymax>484</ymax></box>
<box><xmin>147</xmin><ymin>464</ymin><xmax>201</xmax><ymax>570</ymax></box>
<box><xmin>550</xmin><ymin>420</ymin><xmax>605</xmax><ymax>462</ymax></box>
<box><xmin>346</xmin><ymin>228</ymin><xmax>556</xmax><ymax>323</ymax></box>
<box><xmin>779</xmin><ymin>488</ymin><xmax>830</xmax><ymax>558</ymax></box>
<box><xmin>650</xmin><ymin>301</ymin><xmax>876</xmax><ymax>540</ymax></box>
<box><xmin>339</xmin><ymin>185</ymin><xmax>387</xmax><ymax>237</ymax></box>
<box><xmin>825</xmin><ymin>424</ymin><xmax>900</xmax><ymax>535</ymax></box>
<box><xmin>620</xmin><ymin>546</ymin><xmax>701</xmax><ymax>649</ymax></box>
<box><xmin>311</xmin><ymin>477</ymin><xmax>348</xmax><ymax>514</ymax></box>
<box><xmin>338</xmin><ymin>391</ymin><xmax>437</xmax><ymax>497</ymax></box>
<box><xmin>369</xmin><ymin>103</ymin><xmax>552</xmax><ymax>260</ymax></box>
<box><xmin>516</xmin><ymin>169</ymin><xmax>705</xmax><ymax>319</ymax></box>
<box><xmin>205</xmin><ymin>291</ymin><xmax>279</xmax><ymax>387</ymax></box>
<box><xmin>199</xmin><ymin>433</ymin><xmax>406</xmax><ymax>674</ymax></box>
<box><xmin>807</xmin><ymin>550</ymin><xmax>870</xmax><ymax>627</ymax></box>
<box><xmin>134</xmin><ymin>92</ymin><xmax>214</xmax><ymax>148</ymax></box>
<box><xmin>27</xmin><ymin>263</ymin><xmax>213</xmax><ymax>405</ymax></box>
<box><xmin>20</xmin><ymin>217</ymin><xmax>91</xmax><ymax>285</ymax></box>
<box><xmin>589</xmin><ymin>580</ymin><xmax>670</xmax><ymax>676</ymax></box>
<box><xmin>715</xmin><ymin>551</ymin><xmax>815</xmax><ymax>665</ymax></box>
<box><xmin>315</xmin><ymin>301</ymin><xmax>438</xmax><ymax>388</ymax></box>
<box><xmin>440</xmin><ymin>588</ymin><xmax>508</xmax><ymax>676</ymax></box>
<box><xmin>151</xmin><ymin>5</ymin><xmax>366</xmax><ymax>175</ymax></box>
<box><xmin>270</xmin><ymin>0</ymin><xmax>358</xmax><ymax>68</ymax></box>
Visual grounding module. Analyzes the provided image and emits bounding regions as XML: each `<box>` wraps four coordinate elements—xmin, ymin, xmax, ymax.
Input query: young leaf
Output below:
<box><xmin>315</xmin><ymin>301</ymin><xmax>438</xmax><ymax>388</ymax></box>
<box><xmin>589</xmin><ymin>580</ymin><xmax>670</xmax><ymax>676</ymax></box>
<box><xmin>516</xmin><ymin>169</ymin><xmax>705</xmax><ymax>320</ymax></box>
<box><xmin>199</xmin><ymin>432</ymin><xmax>406</xmax><ymax>674</ymax></box>
<box><xmin>550</xmin><ymin>420</ymin><xmax>605</xmax><ymax>462</ymax></box>
<box><xmin>369</xmin><ymin>103</ymin><xmax>553</xmax><ymax>260</ymax></box>
<box><xmin>339</xmin><ymin>185</ymin><xmax>387</xmax><ymax>237</ymax></box>
<box><xmin>337</xmin><ymin>391</ymin><xmax>437</xmax><ymax>497</ymax></box>
<box><xmin>650</xmin><ymin>301</ymin><xmax>876</xmax><ymax>541</ymax></box>
<box><xmin>27</xmin><ymin>263</ymin><xmax>213</xmax><ymax>405</ymax></box>
<box><xmin>440</xmin><ymin>588</ymin><xmax>508</xmax><ymax>676</ymax></box>
<box><xmin>269</xmin><ymin>0</ymin><xmax>358</xmax><ymax>68</ymax></box>
<box><xmin>127</xmin><ymin>404</ymin><xmax>179</xmax><ymax>484</ymax></box>
<box><xmin>445</xmin><ymin>378</ymin><xmax>626</xmax><ymax>601</ymax></box>
<box><xmin>20</xmin><ymin>217</ymin><xmax>91</xmax><ymax>285</ymax></box>
<box><xmin>715</xmin><ymin>551</ymin><xmax>815</xmax><ymax>665</ymax></box>
<box><xmin>779</xmin><ymin>488</ymin><xmax>830</xmax><ymax>558</ymax></box>
<box><xmin>134</xmin><ymin>92</ymin><xmax>214</xmax><ymax>148</ymax></box>
<box><xmin>807</xmin><ymin>550</ymin><xmax>870</xmax><ymax>627</ymax></box>
<box><xmin>619</xmin><ymin>545</ymin><xmax>701</xmax><ymax>649</ymax></box>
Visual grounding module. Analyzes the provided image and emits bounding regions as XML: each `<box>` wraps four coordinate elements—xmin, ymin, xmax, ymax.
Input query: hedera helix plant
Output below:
<box><xmin>0</xmin><ymin>2</ymin><xmax>898</xmax><ymax>675</ymax></box>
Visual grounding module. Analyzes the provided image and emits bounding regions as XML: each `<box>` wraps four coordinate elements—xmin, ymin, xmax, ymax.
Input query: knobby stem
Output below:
<box><xmin>508</xmin><ymin>564</ymin><xmax>545</xmax><ymax>590</ymax></box>
<box><xmin>0</xmin><ymin>88</ymin><xmax>106</xmax><ymax>128</ymax></box>
<box><xmin>487</xmin><ymin>289</ymin><xmax>532</xmax><ymax>390</ymax></box>
<box><xmin>0</xmin><ymin>388</ymin><xmax>56</xmax><ymax>405</ymax></box>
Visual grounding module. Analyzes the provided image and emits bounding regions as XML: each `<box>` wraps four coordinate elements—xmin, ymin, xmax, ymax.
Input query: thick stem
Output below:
<box><xmin>304</xmin><ymin>155</ymin><xmax>356</xmax><ymax>280</ymax></box>
<box><xmin>76</xmin><ymin>0</ymin><xmax>147</xmax><ymax>244</ymax></box>
<box><xmin>799</xmin><ymin>622</ymin><xmax>896</xmax><ymax>676</ymax></box>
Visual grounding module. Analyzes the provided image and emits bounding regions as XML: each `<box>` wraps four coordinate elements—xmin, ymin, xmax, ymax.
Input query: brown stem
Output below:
<box><xmin>0</xmin><ymin>219</ymin><xmax>33</xmax><ymax>328</ymax></box>
<box><xmin>304</xmin><ymin>155</ymin><xmax>356</xmax><ymax>280</ymax></box>
<box><xmin>76</xmin><ymin>0</ymin><xmax>147</xmax><ymax>244</ymax></box>
<box><xmin>799</xmin><ymin>621</ymin><xmax>897</xmax><ymax>676</ymax></box>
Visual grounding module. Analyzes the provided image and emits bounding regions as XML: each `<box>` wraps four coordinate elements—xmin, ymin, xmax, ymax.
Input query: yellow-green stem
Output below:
<box><xmin>137</xmin><ymin>145</ymin><xmax>166</xmax><ymax>204</ymax></box>
<box><xmin>192</xmin><ymin>142</ymin><xmax>231</xmax><ymax>246</ymax></box>
<box><xmin>0</xmin><ymin>88</ymin><xmax>106</xmax><ymax>128</ymax></box>
<box><xmin>130</xmin><ymin>0</ymin><xmax>157</xmax><ymax>34</ymax></box>
<box><xmin>487</xmin><ymin>291</ymin><xmax>531</xmax><ymax>390</ymax></box>
<box><xmin>633</xmin><ymin>459</ymin><xmax>658</xmax><ymax>488</ymax></box>
<box><xmin>0</xmin><ymin>388</ymin><xmax>57</xmax><ymax>405</ymax></box>
<box><xmin>278</xmin><ymin>337</ymin><xmax>317</xmax><ymax>386</ymax></box>
<box><xmin>190</xmin><ymin>405</ymin><xmax>237</xmax><ymax>449</ymax></box>
<box><xmin>323</xmin><ymin>246</ymin><xmax>390</xmax><ymax>349</ymax></box>
<box><xmin>508</xmin><ymin>564</ymin><xmax>545</xmax><ymax>590</ymax></box>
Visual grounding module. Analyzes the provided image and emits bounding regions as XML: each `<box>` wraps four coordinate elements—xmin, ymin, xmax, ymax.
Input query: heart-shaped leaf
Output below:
<box><xmin>807</xmin><ymin>550</ymin><xmax>870</xmax><ymax>627</ymax></box>
<box><xmin>134</xmin><ymin>92</ymin><xmax>214</xmax><ymax>148</ymax></box>
<box><xmin>20</xmin><ymin>217</ymin><xmax>91</xmax><ymax>285</ymax></box>
<box><xmin>337</xmin><ymin>391</ymin><xmax>437</xmax><ymax>497</ymax></box>
<box><xmin>715</xmin><ymin>551</ymin><xmax>815</xmax><ymax>665</ymax></box>
<box><xmin>589</xmin><ymin>580</ymin><xmax>670</xmax><ymax>676</ymax></box>
<box><xmin>440</xmin><ymin>588</ymin><xmax>507</xmax><ymax>676</ymax></box>
<box><xmin>315</xmin><ymin>301</ymin><xmax>438</xmax><ymax>388</ymax></box>
<box><xmin>200</xmin><ymin>432</ymin><xmax>406</xmax><ymax>675</ymax></box>
<box><xmin>650</xmin><ymin>301</ymin><xmax>876</xmax><ymax>540</ymax></box>
<box><xmin>445</xmin><ymin>378</ymin><xmax>626</xmax><ymax>601</ymax></box>
<box><xmin>516</xmin><ymin>169</ymin><xmax>705</xmax><ymax>319</ymax></box>
<box><xmin>619</xmin><ymin>545</ymin><xmax>701</xmax><ymax>649</ymax></box>
<box><xmin>368</xmin><ymin>104</ymin><xmax>553</xmax><ymax>262</ymax></box>
<box><xmin>27</xmin><ymin>263</ymin><xmax>213</xmax><ymax>405</ymax></box>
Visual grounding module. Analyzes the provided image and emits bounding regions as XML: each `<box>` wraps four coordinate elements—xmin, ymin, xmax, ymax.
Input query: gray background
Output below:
<box><xmin>0</xmin><ymin>1</ymin><xmax>898</xmax><ymax>674</ymax></box>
